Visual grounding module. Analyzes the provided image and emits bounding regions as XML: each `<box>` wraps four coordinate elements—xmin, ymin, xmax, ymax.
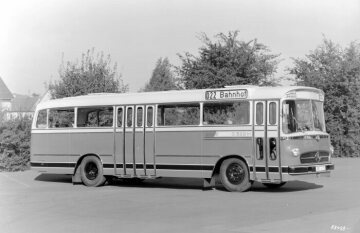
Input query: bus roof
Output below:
<box><xmin>36</xmin><ymin>85</ymin><xmax>323</xmax><ymax>110</ymax></box>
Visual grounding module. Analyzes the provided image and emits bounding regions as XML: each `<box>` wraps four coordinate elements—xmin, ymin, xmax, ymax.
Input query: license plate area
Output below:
<box><xmin>315</xmin><ymin>165</ymin><xmax>326</xmax><ymax>172</ymax></box>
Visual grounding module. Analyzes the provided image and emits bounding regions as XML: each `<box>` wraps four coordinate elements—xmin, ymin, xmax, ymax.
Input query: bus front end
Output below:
<box><xmin>280</xmin><ymin>90</ymin><xmax>334</xmax><ymax>181</ymax></box>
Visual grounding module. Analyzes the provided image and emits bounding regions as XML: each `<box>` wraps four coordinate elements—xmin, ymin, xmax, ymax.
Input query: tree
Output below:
<box><xmin>49</xmin><ymin>49</ymin><xmax>128</xmax><ymax>99</ymax></box>
<box><xmin>289</xmin><ymin>39</ymin><xmax>360</xmax><ymax>157</ymax></box>
<box><xmin>177</xmin><ymin>31</ymin><xmax>281</xmax><ymax>89</ymax></box>
<box><xmin>142</xmin><ymin>57</ymin><xmax>178</xmax><ymax>92</ymax></box>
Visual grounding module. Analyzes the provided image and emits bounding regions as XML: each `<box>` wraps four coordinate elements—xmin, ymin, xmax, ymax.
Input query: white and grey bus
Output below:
<box><xmin>31</xmin><ymin>85</ymin><xmax>334</xmax><ymax>191</ymax></box>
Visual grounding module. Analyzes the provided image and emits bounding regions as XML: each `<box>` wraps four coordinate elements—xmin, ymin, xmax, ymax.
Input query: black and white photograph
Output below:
<box><xmin>0</xmin><ymin>0</ymin><xmax>359</xmax><ymax>232</ymax></box>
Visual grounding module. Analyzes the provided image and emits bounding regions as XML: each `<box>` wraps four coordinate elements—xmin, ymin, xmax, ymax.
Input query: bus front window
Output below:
<box><xmin>282</xmin><ymin>100</ymin><xmax>325</xmax><ymax>134</ymax></box>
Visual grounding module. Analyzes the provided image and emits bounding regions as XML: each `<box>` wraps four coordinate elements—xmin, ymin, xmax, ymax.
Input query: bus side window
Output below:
<box><xmin>136</xmin><ymin>107</ymin><xmax>143</xmax><ymax>127</ymax></box>
<box><xmin>269</xmin><ymin>102</ymin><xmax>277</xmax><ymax>125</ymax></box>
<box><xmin>36</xmin><ymin>109</ymin><xmax>47</xmax><ymax>128</ymax></box>
<box><xmin>203</xmin><ymin>101</ymin><xmax>250</xmax><ymax>125</ymax></box>
<box><xmin>117</xmin><ymin>107</ymin><xmax>123</xmax><ymax>127</ymax></box>
<box><xmin>127</xmin><ymin>107</ymin><xmax>133</xmax><ymax>127</ymax></box>
<box><xmin>256</xmin><ymin>102</ymin><xmax>264</xmax><ymax>125</ymax></box>
<box><xmin>77</xmin><ymin>107</ymin><xmax>113</xmax><ymax>127</ymax></box>
<box><xmin>49</xmin><ymin>108</ymin><xmax>74</xmax><ymax>128</ymax></box>
<box><xmin>147</xmin><ymin>106</ymin><xmax>153</xmax><ymax>127</ymax></box>
<box><xmin>98</xmin><ymin>107</ymin><xmax>113</xmax><ymax>127</ymax></box>
<box><xmin>157</xmin><ymin>104</ymin><xmax>200</xmax><ymax>126</ymax></box>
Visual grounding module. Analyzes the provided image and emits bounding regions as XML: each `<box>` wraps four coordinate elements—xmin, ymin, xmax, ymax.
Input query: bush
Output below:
<box><xmin>0</xmin><ymin>117</ymin><xmax>32</xmax><ymax>171</ymax></box>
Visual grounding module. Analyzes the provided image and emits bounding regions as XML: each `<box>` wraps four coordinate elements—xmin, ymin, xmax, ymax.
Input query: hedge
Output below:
<box><xmin>0</xmin><ymin>116</ymin><xmax>32</xmax><ymax>172</ymax></box>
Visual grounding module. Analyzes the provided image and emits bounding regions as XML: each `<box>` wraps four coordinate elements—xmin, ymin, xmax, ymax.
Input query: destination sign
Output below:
<box><xmin>205</xmin><ymin>89</ymin><xmax>248</xmax><ymax>100</ymax></box>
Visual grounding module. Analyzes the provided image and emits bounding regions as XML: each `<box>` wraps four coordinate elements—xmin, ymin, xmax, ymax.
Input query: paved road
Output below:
<box><xmin>1</xmin><ymin>158</ymin><xmax>359</xmax><ymax>233</ymax></box>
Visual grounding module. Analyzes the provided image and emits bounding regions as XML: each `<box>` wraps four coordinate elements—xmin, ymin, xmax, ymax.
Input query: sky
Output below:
<box><xmin>0</xmin><ymin>0</ymin><xmax>359</xmax><ymax>95</ymax></box>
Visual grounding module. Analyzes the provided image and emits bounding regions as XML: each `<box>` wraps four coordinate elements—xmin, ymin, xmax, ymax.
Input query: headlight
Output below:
<box><xmin>291</xmin><ymin>148</ymin><xmax>300</xmax><ymax>157</ymax></box>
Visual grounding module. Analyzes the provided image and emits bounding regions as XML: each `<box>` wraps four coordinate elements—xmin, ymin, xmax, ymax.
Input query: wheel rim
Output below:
<box><xmin>226</xmin><ymin>162</ymin><xmax>245</xmax><ymax>185</ymax></box>
<box><xmin>84</xmin><ymin>162</ymin><xmax>98</xmax><ymax>180</ymax></box>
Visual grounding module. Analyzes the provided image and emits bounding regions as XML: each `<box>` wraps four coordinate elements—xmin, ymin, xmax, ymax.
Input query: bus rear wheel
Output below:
<box><xmin>80</xmin><ymin>156</ymin><xmax>106</xmax><ymax>187</ymax></box>
<box><xmin>219</xmin><ymin>158</ymin><xmax>251</xmax><ymax>192</ymax></box>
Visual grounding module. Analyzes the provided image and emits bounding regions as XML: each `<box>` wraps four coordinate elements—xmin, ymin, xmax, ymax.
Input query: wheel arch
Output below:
<box><xmin>212</xmin><ymin>154</ymin><xmax>250</xmax><ymax>177</ymax></box>
<box><xmin>73</xmin><ymin>153</ymin><xmax>103</xmax><ymax>175</ymax></box>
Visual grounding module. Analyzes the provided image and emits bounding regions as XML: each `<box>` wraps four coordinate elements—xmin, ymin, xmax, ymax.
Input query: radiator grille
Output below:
<box><xmin>300</xmin><ymin>151</ymin><xmax>329</xmax><ymax>164</ymax></box>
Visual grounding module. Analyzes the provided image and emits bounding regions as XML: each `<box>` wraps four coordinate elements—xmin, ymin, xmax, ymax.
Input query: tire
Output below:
<box><xmin>80</xmin><ymin>156</ymin><xmax>106</xmax><ymax>187</ymax></box>
<box><xmin>263</xmin><ymin>182</ymin><xmax>286</xmax><ymax>189</ymax></box>
<box><xmin>219</xmin><ymin>158</ymin><xmax>251</xmax><ymax>192</ymax></box>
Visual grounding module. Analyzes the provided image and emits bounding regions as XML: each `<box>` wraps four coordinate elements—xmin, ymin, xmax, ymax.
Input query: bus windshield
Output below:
<box><xmin>282</xmin><ymin>100</ymin><xmax>325</xmax><ymax>134</ymax></box>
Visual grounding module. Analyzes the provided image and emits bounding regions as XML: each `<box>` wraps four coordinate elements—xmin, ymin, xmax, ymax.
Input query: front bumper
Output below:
<box><xmin>284</xmin><ymin>164</ymin><xmax>334</xmax><ymax>175</ymax></box>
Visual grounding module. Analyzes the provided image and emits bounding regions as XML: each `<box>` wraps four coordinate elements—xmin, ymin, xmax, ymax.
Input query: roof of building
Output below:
<box><xmin>0</xmin><ymin>77</ymin><xmax>14</xmax><ymax>100</ymax></box>
<box><xmin>36</xmin><ymin>85</ymin><xmax>323</xmax><ymax>110</ymax></box>
<box><xmin>9</xmin><ymin>94</ymin><xmax>40</xmax><ymax>112</ymax></box>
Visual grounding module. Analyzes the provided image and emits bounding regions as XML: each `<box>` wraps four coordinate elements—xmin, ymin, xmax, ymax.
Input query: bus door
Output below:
<box><xmin>266</xmin><ymin>101</ymin><xmax>281</xmax><ymax>182</ymax></box>
<box><xmin>144</xmin><ymin>106</ymin><xmax>156</xmax><ymax>176</ymax></box>
<box><xmin>115</xmin><ymin>105</ymin><xmax>155</xmax><ymax>177</ymax></box>
<box><xmin>254</xmin><ymin>100</ymin><xmax>281</xmax><ymax>182</ymax></box>
<box><xmin>114</xmin><ymin>106</ymin><xmax>125</xmax><ymax>175</ymax></box>
<box><xmin>134</xmin><ymin>105</ymin><xmax>156</xmax><ymax>177</ymax></box>
<box><xmin>115</xmin><ymin>106</ymin><xmax>140</xmax><ymax>176</ymax></box>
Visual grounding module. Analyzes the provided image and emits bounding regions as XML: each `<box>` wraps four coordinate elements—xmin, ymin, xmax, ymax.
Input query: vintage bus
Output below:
<box><xmin>30</xmin><ymin>85</ymin><xmax>334</xmax><ymax>192</ymax></box>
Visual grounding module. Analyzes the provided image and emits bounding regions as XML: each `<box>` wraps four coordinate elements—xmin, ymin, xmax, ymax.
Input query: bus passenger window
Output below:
<box><xmin>269</xmin><ymin>102</ymin><xmax>277</xmax><ymax>125</ymax></box>
<box><xmin>49</xmin><ymin>108</ymin><xmax>74</xmax><ymax>128</ymax></box>
<box><xmin>136</xmin><ymin>107</ymin><xmax>143</xmax><ymax>127</ymax></box>
<box><xmin>117</xmin><ymin>108</ymin><xmax>123</xmax><ymax>127</ymax></box>
<box><xmin>36</xmin><ymin>110</ymin><xmax>47</xmax><ymax>128</ymax></box>
<box><xmin>98</xmin><ymin>107</ymin><xmax>113</xmax><ymax>127</ymax></box>
<box><xmin>77</xmin><ymin>107</ymin><xmax>113</xmax><ymax>127</ymax></box>
<box><xmin>157</xmin><ymin>104</ymin><xmax>200</xmax><ymax>126</ymax></box>
<box><xmin>203</xmin><ymin>101</ymin><xmax>250</xmax><ymax>125</ymax></box>
<box><xmin>147</xmin><ymin>107</ymin><xmax>153</xmax><ymax>127</ymax></box>
<box><xmin>127</xmin><ymin>108</ymin><xmax>133</xmax><ymax>127</ymax></box>
<box><xmin>256</xmin><ymin>103</ymin><xmax>264</xmax><ymax>125</ymax></box>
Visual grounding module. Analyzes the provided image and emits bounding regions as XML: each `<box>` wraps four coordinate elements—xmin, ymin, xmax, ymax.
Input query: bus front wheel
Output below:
<box><xmin>219</xmin><ymin>158</ymin><xmax>251</xmax><ymax>192</ymax></box>
<box><xmin>80</xmin><ymin>156</ymin><xmax>106</xmax><ymax>187</ymax></box>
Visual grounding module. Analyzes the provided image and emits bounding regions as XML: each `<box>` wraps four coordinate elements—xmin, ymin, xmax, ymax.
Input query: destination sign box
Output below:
<box><xmin>205</xmin><ymin>89</ymin><xmax>248</xmax><ymax>100</ymax></box>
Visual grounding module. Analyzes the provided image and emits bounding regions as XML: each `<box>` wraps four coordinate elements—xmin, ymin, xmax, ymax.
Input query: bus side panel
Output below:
<box><xmin>70</xmin><ymin>131</ymin><xmax>115</xmax><ymax>176</ymax></box>
<box><xmin>155</xmin><ymin>130</ymin><xmax>202</xmax><ymax>178</ymax></box>
<box><xmin>144</xmin><ymin>130</ymin><xmax>155</xmax><ymax>176</ymax></box>
<box><xmin>202</xmin><ymin>130</ymin><xmax>253</xmax><ymax>178</ymax></box>
<box><xmin>114</xmin><ymin>131</ymin><xmax>124</xmax><ymax>175</ymax></box>
<box><xmin>31</xmin><ymin>132</ymin><xmax>73</xmax><ymax>174</ymax></box>
<box><xmin>134</xmin><ymin>130</ymin><xmax>145</xmax><ymax>176</ymax></box>
<box><xmin>124</xmin><ymin>130</ymin><xmax>134</xmax><ymax>175</ymax></box>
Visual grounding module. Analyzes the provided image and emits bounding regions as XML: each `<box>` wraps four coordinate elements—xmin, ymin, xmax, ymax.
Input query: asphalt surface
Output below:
<box><xmin>1</xmin><ymin>158</ymin><xmax>359</xmax><ymax>233</ymax></box>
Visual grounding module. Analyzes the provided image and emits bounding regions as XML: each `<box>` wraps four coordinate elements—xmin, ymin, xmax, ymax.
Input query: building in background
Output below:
<box><xmin>0</xmin><ymin>77</ymin><xmax>14</xmax><ymax>112</ymax></box>
<box><xmin>0</xmin><ymin>77</ymin><xmax>40</xmax><ymax>120</ymax></box>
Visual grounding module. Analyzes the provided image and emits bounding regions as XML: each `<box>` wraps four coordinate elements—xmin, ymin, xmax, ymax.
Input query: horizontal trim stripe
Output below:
<box><xmin>32</xmin><ymin>154</ymin><xmax>112</xmax><ymax>157</ymax></box>
<box><xmin>32</xmin><ymin>154</ymin><xmax>79</xmax><ymax>157</ymax></box>
<box><xmin>32</xmin><ymin>129</ymin><xmax>114</xmax><ymax>134</ymax></box>
<box><xmin>250</xmin><ymin>166</ymin><xmax>288</xmax><ymax>173</ymax></box>
<box><xmin>32</xmin><ymin>162</ymin><xmax>215</xmax><ymax>171</ymax></box>
<box><xmin>203</xmin><ymin>137</ymin><xmax>252</xmax><ymax>140</ymax></box>
<box><xmin>99</xmin><ymin>154</ymin><xmax>113</xmax><ymax>157</ymax></box>
<box><xmin>156</xmin><ymin>164</ymin><xmax>214</xmax><ymax>171</ymax></box>
<box><xmin>155</xmin><ymin>155</ymin><xmax>220</xmax><ymax>158</ymax></box>
<box><xmin>33</xmin><ymin>126</ymin><xmax>255</xmax><ymax>134</ymax></box>
<box><xmin>281</xmin><ymin>134</ymin><xmax>329</xmax><ymax>140</ymax></box>
<box><xmin>114</xmin><ymin>164</ymin><xmax>214</xmax><ymax>171</ymax></box>
<box><xmin>31</xmin><ymin>162</ymin><xmax>76</xmax><ymax>168</ymax></box>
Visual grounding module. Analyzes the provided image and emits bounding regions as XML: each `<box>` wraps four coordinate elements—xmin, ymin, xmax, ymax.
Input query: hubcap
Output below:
<box><xmin>85</xmin><ymin>162</ymin><xmax>98</xmax><ymax>180</ymax></box>
<box><xmin>226</xmin><ymin>163</ymin><xmax>245</xmax><ymax>185</ymax></box>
